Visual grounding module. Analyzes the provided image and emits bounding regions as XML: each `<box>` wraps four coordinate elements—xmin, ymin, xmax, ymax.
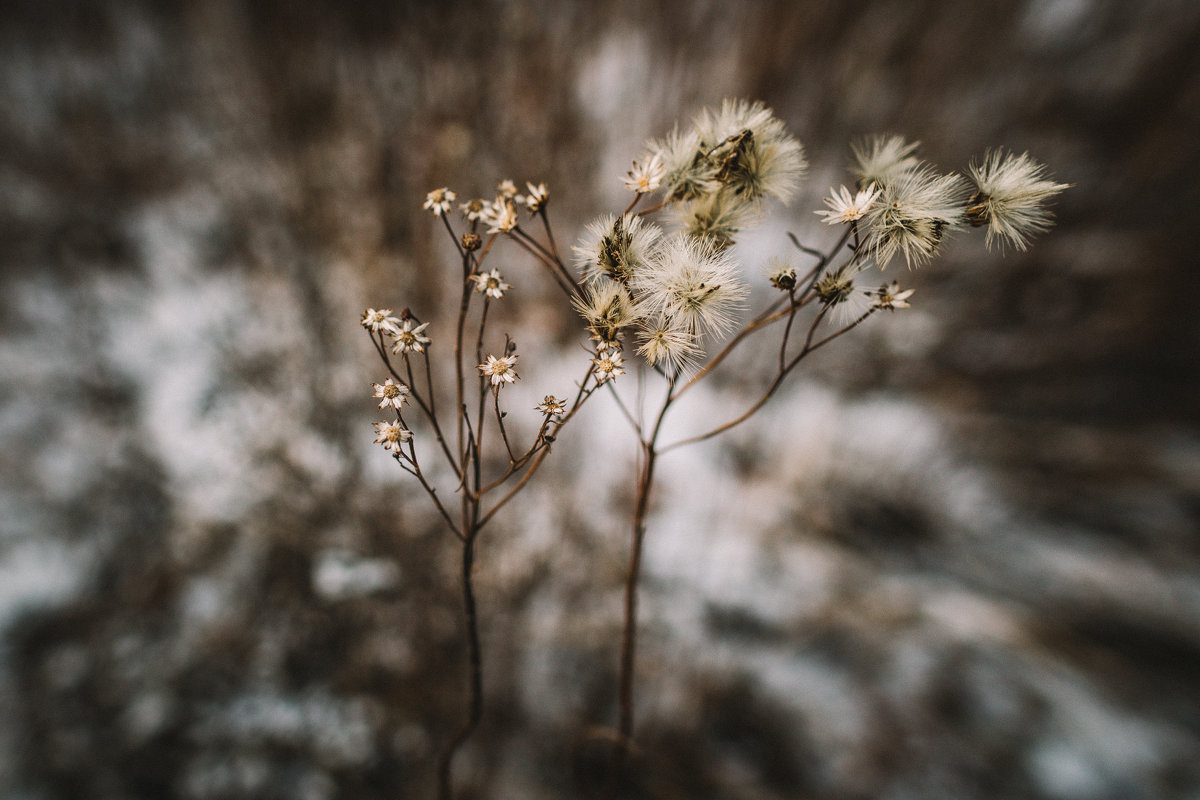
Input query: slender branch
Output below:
<box><xmin>659</xmin><ymin>307</ymin><xmax>882</xmax><ymax>454</ymax></box>
<box><xmin>441</xmin><ymin>213</ymin><xmax>466</xmax><ymax>260</ymax></box>
<box><xmin>538</xmin><ymin>206</ymin><xmax>566</xmax><ymax>268</ymax></box>
<box><xmin>607</xmin><ymin>380</ymin><xmax>675</xmax><ymax>794</ymax></box>
<box><xmin>436</xmin><ymin>530</ymin><xmax>482</xmax><ymax>800</ymax></box>
<box><xmin>510</xmin><ymin>230</ymin><xmax>575</xmax><ymax>297</ymax></box>
<box><xmin>400</xmin><ymin>443</ymin><xmax>462</xmax><ymax>540</ymax></box>
<box><xmin>493</xmin><ymin>387</ymin><xmax>518</xmax><ymax>463</ymax></box>
<box><xmin>605</xmin><ymin>381</ymin><xmax>643</xmax><ymax>438</ymax></box>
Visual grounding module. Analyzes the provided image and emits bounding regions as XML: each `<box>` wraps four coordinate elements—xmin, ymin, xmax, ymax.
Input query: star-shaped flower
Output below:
<box><xmin>522</xmin><ymin>182</ymin><xmax>548</xmax><ymax>212</ymax></box>
<box><xmin>592</xmin><ymin>350</ymin><xmax>625</xmax><ymax>384</ymax></box>
<box><xmin>482</xmin><ymin>198</ymin><xmax>518</xmax><ymax>234</ymax></box>
<box><xmin>423</xmin><ymin>187</ymin><xmax>457</xmax><ymax>216</ymax></box>
<box><xmin>469</xmin><ymin>268</ymin><xmax>512</xmax><ymax>299</ymax></box>
<box><xmin>535</xmin><ymin>395</ymin><xmax>567</xmax><ymax>418</ymax></box>
<box><xmin>373</xmin><ymin>420</ymin><xmax>412</xmax><ymax>454</ymax></box>
<box><xmin>815</xmin><ymin>184</ymin><xmax>880</xmax><ymax>225</ymax></box>
<box><xmin>870</xmin><ymin>281</ymin><xmax>915</xmax><ymax>310</ymax></box>
<box><xmin>478</xmin><ymin>353</ymin><xmax>519</xmax><ymax>386</ymax></box>
<box><xmin>623</xmin><ymin>154</ymin><xmax>665</xmax><ymax>194</ymax></box>
<box><xmin>390</xmin><ymin>319</ymin><xmax>431</xmax><ymax>354</ymax></box>
<box><xmin>361</xmin><ymin>308</ymin><xmax>401</xmax><ymax>335</ymax></box>
<box><xmin>372</xmin><ymin>378</ymin><xmax>410</xmax><ymax>410</ymax></box>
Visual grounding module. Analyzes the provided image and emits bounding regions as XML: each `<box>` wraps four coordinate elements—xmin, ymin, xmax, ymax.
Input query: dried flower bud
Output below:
<box><xmin>462</xmin><ymin>232</ymin><xmax>482</xmax><ymax>251</ymax></box>
<box><xmin>768</xmin><ymin>267</ymin><xmax>797</xmax><ymax>291</ymax></box>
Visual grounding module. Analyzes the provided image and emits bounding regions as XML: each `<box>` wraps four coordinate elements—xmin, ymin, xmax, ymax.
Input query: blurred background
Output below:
<box><xmin>2</xmin><ymin>1</ymin><xmax>1199</xmax><ymax>798</ymax></box>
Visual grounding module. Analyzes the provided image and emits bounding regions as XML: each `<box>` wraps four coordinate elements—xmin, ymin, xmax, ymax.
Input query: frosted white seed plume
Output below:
<box><xmin>676</xmin><ymin>189</ymin><xmax>758</xmax><ymax>250</ymax></box>
<box><xmin>861</xmin><ymin>166</ymin><xmax>968</xmax><ymax>268</ymax></box>
<box><xmin>651</xmin><ymin>125</ymin><xmax>719</xmax><ymax>202</ymax></box>
<box><xmin>572</xmin><ymin>214</ymin><xmax>664</xmax><ymax>284</ymax></box>
<box><xmin>632</xmin><ymin>234</ymin><xmax>748</xmax><ymax>339</ymax></box>
<box><xmin>692</xmin><ymin>99</ymin><xmax>807</xmax><ymax>203</ymax></box>
<box><xmin>635</xmin><ymin>320</ymin><xmax>701</xmax><ymax>376</ymax></box>
<box><xmin>966</xmin><ymin>150</ymin><xmax>1070</xmax><ymax>251</ymax></box>
<box><xmin>572</xmin><ymin>279</ymin><xmax>639</xmax><ymax>346</ymax></box>
<box><xmin>851</xmin><ymin>135</ymin><xmax>921</xmax><ymax>186</ymax></box>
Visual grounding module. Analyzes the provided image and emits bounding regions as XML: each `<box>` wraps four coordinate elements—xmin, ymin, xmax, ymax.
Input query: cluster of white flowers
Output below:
<box><xmin>568</xmin><ymin>101</ymin><xmax>812</xmax><ymax>377</ymax></box>
<box><xmin>361</xmin><ymin>310</ymin><xmax>430</xmax><ymax>454</ymax></box>
<box><xmin>436</xmin><ymin>179</ymin><xmax>552</xmax><ymax>236</ymax></box>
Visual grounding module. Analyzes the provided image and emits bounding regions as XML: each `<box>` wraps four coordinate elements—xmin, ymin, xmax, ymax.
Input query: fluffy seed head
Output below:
<box><xmin>966</xmin><ymin>149</ymin><xmax>1069</xmax><ymax>251</ymax></box>
<box><xmin>851</xmin><ymin>135</ymin><xmax>921</xmax><ymax>187</ymax></box>
<box><xmin>573</xmin><ymin>279</ymin><xmax>639</xmax><ymax>346</ymax></box>
<box><xmin>692</xmin><ymin>99</ymin><xmax>807</xmax><ymax>203</ymax></box>
<box><xmin>635</xmin><ymin>321</ymin><xmax>701</xmax><ymax>376</ymax></box>
<box><xmin>632</xmin><ymin>234</ymin><xmax>748</xmax><ymax>339</ymax></box>
<box><xmin>572</xmin><ymin>214</ymin><xmax>663</xmax><ymax>284</ymax></box>
<box><xmin>862</xmin><ymin>166</ymin><xmax>968</xmax><ymax>268</ymax></box>
<box><xmin>677</xmin><ymin>190</ymin><xmax>758</xmax><ymax>250</ymax></box>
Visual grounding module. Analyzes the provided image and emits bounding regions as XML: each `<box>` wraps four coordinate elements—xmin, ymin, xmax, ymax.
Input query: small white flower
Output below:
<box><xmin>870</xmin><ymin>281</ymin><xmax>915</xmax><ymax>310</ymax></box>
<box><xmin>592</xmin><ymin>349</ymin><xmax>625</xmax><ymax>384</ymax></box>
<box><xmin>372</xmin><ymin>378</ymin><xmax>410</xmax><ymax>410</ymax></box>
<box><xmin>459</xmin><ymin>198</ymin><xmax>487</xmax><ymax>221</ymax></box>
<box><xmin>470</xmin><ymin>268</ymin><xmax>512</xmax><ymax>299</ymax></box>
<box><xmin>523</xmin><ymin>182</ymin><xmax>549</xmax><ymax>212</ymax></box>
<box><xmin>390</xmin><ymin>319</ymin><xmax>431</xmax><ymax>354</ymax></box>
<box><xmin>361</xmin><ymin>308</ymin><xmax>401</xmax><ymax>335</ymax></box>
<box><xmin>535</xmin><ymin>395</ymin><xmax>567</xmax><ymax>417</ymax></box>
<box><xmin>478</xmin><ymin>353</ymin><xmax>519</xmax><ymax>386</ymax></box>
<box><xmin>623</xmin><ymin>154</ymin><xmax>665</xmax><ymax>194</ymax></box>
<box><xmin>373</xmin><ymin>420</ymin><xmax>412</xmax><ymax>454</ymax></box>
<box><xmin>482</xmin><ymin>198</ymin><xmax>518</xmax><ymax>233</ymax></box>
<box><xmin>496</xmin><ymin>179</ymin><xmax>519</xmax><ymax>199</ymax></box>
<box><xmin>815</xmin><ymin>184</ymin><xmax>880</xmax><ymax>225</ymax></box>
<box><xmin>423</xmin><ymin>187</ymin><xmax>457</xmax><ymax>216</ymax></box>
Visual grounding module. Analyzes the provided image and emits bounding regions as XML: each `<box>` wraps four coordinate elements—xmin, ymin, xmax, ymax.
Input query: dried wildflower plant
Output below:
<box><xmin>361</xmin><ymin>100</ymin><xmax>1067</xmax><ymax>799</ymax></box>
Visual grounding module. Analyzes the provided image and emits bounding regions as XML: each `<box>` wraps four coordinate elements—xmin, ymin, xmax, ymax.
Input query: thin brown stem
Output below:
<box><xmin>606</xmin><ymin>382</ymin><xmax>674</xmax><ymax>795</ymax></box>
<box><xmin>436</xmin><ymin>529</ymin><xmax>482</xmax><ymax>800</ymax></box>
